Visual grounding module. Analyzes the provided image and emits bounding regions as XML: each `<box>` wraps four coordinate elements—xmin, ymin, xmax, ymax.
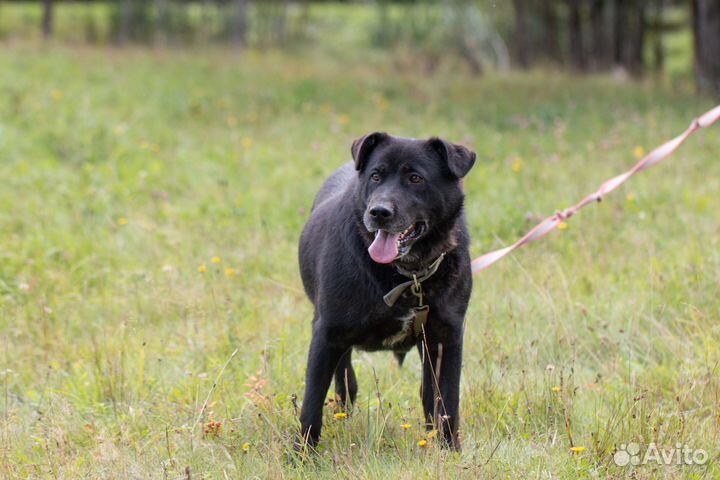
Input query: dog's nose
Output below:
<box><xmin>368</xmin><ymin>205</ymin><xmax>393</xmax><ymax>220</ymax></box>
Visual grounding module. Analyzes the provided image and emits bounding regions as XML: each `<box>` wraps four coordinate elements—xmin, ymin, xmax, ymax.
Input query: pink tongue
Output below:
<box><xmin>368</xmin><ymin>230</ymin><xmax>400</xmax><ymax>264</ymax></box>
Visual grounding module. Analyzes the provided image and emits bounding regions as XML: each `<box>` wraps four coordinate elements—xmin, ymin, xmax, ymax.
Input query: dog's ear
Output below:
<box><xmin>428</xmin><ymin>137</ymin><xmax>476</xmax><ymax>179</ymax></box>
<box><xmin>351</xmin><ymin>132</ymin><xmax>389</xmax><ymax>172</ymax></box>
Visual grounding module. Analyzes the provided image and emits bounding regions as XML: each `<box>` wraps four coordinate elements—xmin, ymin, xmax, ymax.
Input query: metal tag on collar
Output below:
<box><xmin>410</xmin><ymin>274</ymin><xmax>424</xmax><ymax>306</ymax></box>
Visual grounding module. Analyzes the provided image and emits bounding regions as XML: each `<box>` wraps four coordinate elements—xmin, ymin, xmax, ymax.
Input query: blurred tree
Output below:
<box><xmin>539</xmin><ymin>0</ymin><xmax>560</xmax><ymax>61</ymax></box>
<box><xmin>118</xmin><ymin>0</ymin><xmax>131</xmax><ymax>44</ymax></box>
<box><xmin>613</xmin><ymin>0</ymin><xmax>647</xmax><ymax>75</ymax></box>
<box><xmin>154</xmin><ymin>0</ymin><xmax>169</xmax><ymax>45</ymax></box>
<box><xmin>0</xmin><ymin>0</ymin><xmax>688</xmax><ymax>85</ymax></box>
<box><xmin>650</xmin><ymin>0</ymin><xmax>666</xmax><ymax>72</ymax></box>
<box><xmin>113</xmin><ymin>0</ymin><xmax>152</xmax><ymax>45</ymax></box>
<box><xmin>568</xmin><ymin>0</ymin><xmax>586</xmax><ymax>70</ymax></box>
<box><xmin>255</xmin><ymin>0</ymin><xmax>289</xmax><ymax>47</ymax></box>
<box><xmin>691</xmin><ymin>0</ymin><xmax>720</xmax><ymax>96</ymax></box>
<box><xmin>371</xmin><ymin>0</ymin><xmax>509</xmax><ymax>75</ymax></box>
<box><xmin>590</xmin><ymin>0</ymin><xmax>610</xmax><ymax>70</ymax></box>
<box><xmin>42</xmin><ymin>0</ymin><xmax>53</xmax><ymax>39</ymax></box>
<box><xmin>83</xmin><ymin>9</ymin><xmax>100</xmax><ymax>44</ymax></box>
<box><xmin>232</xmin><ymin>0</ymin><xmax>249</xmax><ymax>47</ymax></box>
<box><xmin>512</xmin><ymin>0</ymin><xmax>530</xmax><ymax>68</ymax></box>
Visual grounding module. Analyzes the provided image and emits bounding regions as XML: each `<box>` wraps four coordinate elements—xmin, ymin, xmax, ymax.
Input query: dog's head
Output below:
<box><xmin>351</xmin><ymin>132</ymin><xmax>476</xmax><ymax>265</ymax></box>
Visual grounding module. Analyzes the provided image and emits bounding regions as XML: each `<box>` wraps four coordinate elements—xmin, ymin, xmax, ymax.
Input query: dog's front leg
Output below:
<box><xmin>297</xmin><ymin>331</ymin><xmax>345</xmax><ymax>449</ymax></box>
<box><xmin>419</xmin><ymin>337</ymin><xmax>463</xmax><ymax>450</ymax></box>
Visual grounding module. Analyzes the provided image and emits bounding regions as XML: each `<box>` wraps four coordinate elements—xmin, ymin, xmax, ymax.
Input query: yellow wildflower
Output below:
<box><xmin>511</xmin><ymin>157</ymin><xmax>523</xmax><ymax>173</ymax></box>
<box><xmin>338</xmin><ymin>114</ymin><xmax>350</xmax><ymax>126</ymax></box>
<box><xmin>633</xmin><ymin>146</ymin><xmax>645</xmax><ymax>159</ymax></box>
<box><xmin>211</xmin><ymin>256</ymin><xmax>221</xmax><ymax>264</ymax></box>
<box><xmin>198</xmin><ymin>264</ymin><xmax>207</xmax><ymax>273</ymax></box>
<box><xmin>570</xmin><ymin>446</ymin><xmax>585</xmax><ymax>454</ymax></box>
<box><xmin>552</xmin><ymin>386</ymin><xmax>561</xmax><ymax>393</ymax></box>
<box><xmin>401</xmin><ymin>423</ymin><xmax>411</xmax><ymax>430</ymax></box>
<box><xmin>376</xmin><ymin>96</ymin><xmax>390</xmax><ymax>112</ymax></box>
<box><xmin>333</xmin><ymin>412</ymin><xmax>347</xmax><ymax>420</ymax></box>
<box><xmin>426</xmin><ymin>430</ymin><xmax>438</xmax><ymax>439</ymax></box>
<box><xmin>224</xmin><ymin>267</ymin><xmax>237</xmax><ymax>278</ymax></box>
<box><xmin>242</xmin><ymin>442</ymin><xmax>250</xmax><ymax>453</ymax></box>
<box><xmin>117</xmin><ymin>218</ymin><xmax>128</xmax><ymax>226</ymax></box>
<box><xmin>626</xmin><ymin>192</ymin><xmax>636</xmax><ymax>202</ymax></box>
<box><xmin>418</xmin><ymin>439</ymin><xmax>428</xmax><ymax>447</ymax></box>
<box><xmin>50</xmin><ymin>89</ymin><xmax>63</xmax><ymax>102</ymax></box>
<box><xmin>557</xmin><ymin>222</ymin><xmax>568</xmax><ymax>230</ymax></box>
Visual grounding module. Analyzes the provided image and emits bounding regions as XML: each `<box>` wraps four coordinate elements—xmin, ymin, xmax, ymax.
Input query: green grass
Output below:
<box><xmin>1</xmin><ymin>41</ymin><xmax>719</xmax><ymax>479</ymax></box>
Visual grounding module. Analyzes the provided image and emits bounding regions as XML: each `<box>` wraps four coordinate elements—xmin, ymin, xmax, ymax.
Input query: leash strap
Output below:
<box><xmin>471</xmin><ymin>104</ymin><xmax>720</xmax><ymax>274</ymax></box>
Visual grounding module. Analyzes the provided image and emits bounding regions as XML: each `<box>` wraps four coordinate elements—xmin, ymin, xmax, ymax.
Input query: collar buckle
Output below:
<box><xmin>382</xmin><ymin>252</ymin><xmax>446</xmax><ymax>307</ymax></box>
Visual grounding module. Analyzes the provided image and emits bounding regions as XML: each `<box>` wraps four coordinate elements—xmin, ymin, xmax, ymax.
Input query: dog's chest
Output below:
<box><xmin>356</xmin><ymin>303</ymin><xmax>428</xmax><ymax>352</ymax></box>
<box><xmin>382</xmin><ymin>310</ymin><xmax>417</xmax><ymax>347</ymax></box>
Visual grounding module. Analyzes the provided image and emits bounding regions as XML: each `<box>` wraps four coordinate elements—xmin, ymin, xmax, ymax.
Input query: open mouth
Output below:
<box><xmin>396</xmin><ymin>222</ymin><xmax>426</xmax><ymax>255</ymax></box>
<box><xmin>368</xmin><ymin>222</ymin><xmax>427</xmax><ymax>264</ymax></box>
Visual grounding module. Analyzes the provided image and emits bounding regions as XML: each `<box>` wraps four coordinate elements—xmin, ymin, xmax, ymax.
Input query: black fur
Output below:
<box><xmin>297</xmin><ymin>133</ymin><xmax>476</xmax><ymax>450</ymax></box>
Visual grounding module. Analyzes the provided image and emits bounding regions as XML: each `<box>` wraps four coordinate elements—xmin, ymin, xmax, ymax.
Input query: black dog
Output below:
<box><xmin>297</xmin><ymin>132</ymin><xmax>475</xmax><ymax>450</ymax></box>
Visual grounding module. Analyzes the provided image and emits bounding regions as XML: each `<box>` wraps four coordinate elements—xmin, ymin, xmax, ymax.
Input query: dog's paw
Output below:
<box><xmin>286</xmin><ymin>436</ymin><xmax>319</xmax><ymax>466</ymax></box>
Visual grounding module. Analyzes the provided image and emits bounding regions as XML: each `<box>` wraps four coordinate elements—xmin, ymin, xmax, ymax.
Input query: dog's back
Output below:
<box><xmin>299</xmin><ymin>162</ymin><xmax>355</xmax><ymax>303</ymax></box>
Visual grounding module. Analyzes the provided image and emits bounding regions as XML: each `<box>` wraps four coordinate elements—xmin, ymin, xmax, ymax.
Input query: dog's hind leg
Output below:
<box><xmin>334</xmin><ymin>348</ymin><xmax>357</xmax><ymax>409</ymax></box>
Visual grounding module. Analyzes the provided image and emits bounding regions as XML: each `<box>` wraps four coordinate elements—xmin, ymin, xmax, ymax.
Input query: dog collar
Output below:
<box><xmin>382</xmin><ymin>252</ymin><xmax>446</xmax><ymax>307</ymax></box>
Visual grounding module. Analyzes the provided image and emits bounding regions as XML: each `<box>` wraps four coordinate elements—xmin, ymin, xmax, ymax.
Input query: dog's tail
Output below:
<box><xmin>394</xmin><ymin>352</ymin><xmax>406</xmax><ymax>367</ymax></box>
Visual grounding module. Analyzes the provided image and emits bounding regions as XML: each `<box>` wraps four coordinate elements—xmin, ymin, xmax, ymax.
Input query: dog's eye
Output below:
<box><xmin>409</xmin><ymin>174</ymin><xmax>423</xmax><ymax>184</ymax></box>
<box><xmin>370</xmin><ymin>173</ymin><xmax>381</xmax><ymax>182</ymax></box>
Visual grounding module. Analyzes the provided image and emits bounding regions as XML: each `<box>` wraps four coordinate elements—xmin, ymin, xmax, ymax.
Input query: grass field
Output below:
<box><xmin>1</xmin><ymin>41</ymin><xmax>719</xmax><ymax>479</ymax></box>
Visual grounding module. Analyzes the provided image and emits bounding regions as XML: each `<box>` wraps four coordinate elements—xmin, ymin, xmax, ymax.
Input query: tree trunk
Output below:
<box><xmin>233</xmin><ymin>0</ymin><xmax>249</xmax><ymax>47</ymax></box>
<box><xmin>458</xmin><ymin>40</ymin><xmax>484</xmax><ymax>76</ymax></box>
<box><xmin>154</xmin><ymin>0</ymin><xmax>169</xmax><ymax>46</ymax></box>
<box><xmin>275</xmin><ymin>0</ymin><xmax>289</xmax><ymax>46</ymax></box>
<box><xmin>540</xmin><ymin>0</ymin><xmax>560</xmax><ymax>62</ymax></box>
<box><xmin>118</xmin><ymin>0</ymin><xmax>131</xmax><ymax>45</ymax></box>
<box><xmin>613</xmin><ymin>0</ymin><xmax>646</xmax><ymax>75</ymax></box>
<box><xmin>512</xmin><ymin>0</ymin><xmax>530</xmax><ymax>69</ymax></box>
<box><xmin>200</xmin><ymin>0</ymin><xmax>213</xmax><ymax>42</ymax></box>
<box><xmin>628</xmin><ymin>0</ymin><xmax>647</xmax><ymax>74</ymax></box>
<box><xmin>652</xmin><ymin>0</ymin><xmax>666</xmax><ymax>72</ymax></box>
<box><xmin>613</xmin><ymin>0</ymin><xmax>626</xmax><ymax>65</ymax></box>
<box><xmin>42</xmin><ymin>0</ymin><xmax>53</xmax><ymax>39</ymax></box>
<box><xmin>568</xmin><ymin>0</ymin><xmax>586</xmax><ymax>70</ymax></box>
<box><xmin>692</xmin><ymin>0</ymin><xmax>720</xmax><ymax>96</ymax></box>
<box><xmin>590</xmin><ymin>0</ymin><xmax>609</xmax><ymax>70</ymax></box>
